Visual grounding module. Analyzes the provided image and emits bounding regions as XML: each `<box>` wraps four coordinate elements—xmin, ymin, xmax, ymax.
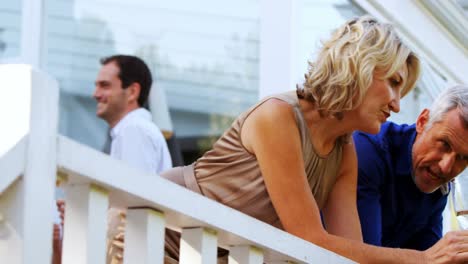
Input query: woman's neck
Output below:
<box><xmin>299</xmin><ymin>99</ymin><xmax>356</xmax><ymax>155</ymax></box>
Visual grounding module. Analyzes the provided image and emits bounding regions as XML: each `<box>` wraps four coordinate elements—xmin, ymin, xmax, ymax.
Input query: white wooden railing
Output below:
<box><xmin>0</xmin><ymin>65</ymin><xmax>353</xmax><ymax>263</ymax></box>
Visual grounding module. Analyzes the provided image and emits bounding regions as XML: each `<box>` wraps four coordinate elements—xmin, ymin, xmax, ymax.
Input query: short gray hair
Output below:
<box><xmin>426</xmin><ymin>85</ymin><xmax>468</xmax><ymax>130</ymax></box>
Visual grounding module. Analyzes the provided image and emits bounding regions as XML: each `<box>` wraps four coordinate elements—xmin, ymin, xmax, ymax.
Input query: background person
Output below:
<box><xmin>95</xmin><ymin>55</ymin><xmax>173</xmax><ymax>263</ymax></box>
<box><xmin>93</xmin><ymin>54</ymin><xmax>172</xmax><ymax>174</ymax></box>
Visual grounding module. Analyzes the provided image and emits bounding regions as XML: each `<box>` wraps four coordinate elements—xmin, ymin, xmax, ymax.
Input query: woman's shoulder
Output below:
<box><xmin>237</xmin><ymin>91</ymin><xmax>298</xmax><ymax>122</ymax></box>
<box><xmin>240</xmin><ymin>94</ymin><xmax>301</xmax><ymax>151</ymax></box>
<box><xmin>249</xmin><ymin>96</ymin><xmax>296</xmax><ymax>123</ymax></box>
<box><xmin>264</xmin><ymin>90</ymin><xmax>299</xmax><ymax>105</ymax></box>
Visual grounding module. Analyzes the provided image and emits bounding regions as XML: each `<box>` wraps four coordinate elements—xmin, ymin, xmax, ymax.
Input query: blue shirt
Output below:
<box><xmin>354</xmin><ymin>122</ymin><xmax>448</xmax><ymax>250</ymax></box>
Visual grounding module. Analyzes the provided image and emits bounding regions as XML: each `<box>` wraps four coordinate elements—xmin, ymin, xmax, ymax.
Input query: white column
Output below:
<box><xmin>0</xmin><ymin>137</ymin><xmax>27</xmax><ymax>264</ymax></box>
<box><xmin>0</xmin><ymin>177</ymin><xmax>24</xmax><ymax>264</ymax></box>
<box><xmin>124</xmin><ymin>208</ymin><xmax>166</xmax><ymax>264</ymax></box>
<box><xmin>20</xmin><ymin>0</ymin><xmax>47</xmax><ymax>68</ymax></box>
<box><xmin>180</xmin><ymin>227</ymin><xmax>217</xmax><ymax>264</ymax></box>
<box><xmin>21</xmin><ymin>66</ymin><xmax>59</xmax><ymax>264</ymax></box>
<box><xmin>259</xmin><ymin>0</ymin><xmax>299</xmax><ymax>98</ymax></box>
<box><xmin>228</xmin><ymin>245</ymin><xmax>264</xmax><ymax>264</ymax></box>
<box><xmin>62</xmin><ymin>184</ymin><xmax>109</xmax><ymax>264</ymax></box>
<box><xmin>148</xmin><ymin>83</ymin><xmax>173</xmax><ymax>136</ymax></box>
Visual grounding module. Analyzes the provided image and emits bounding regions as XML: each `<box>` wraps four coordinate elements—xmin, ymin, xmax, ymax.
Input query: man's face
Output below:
<box><xmin>93</xmin><ymin>62</ymin><xmax>129</xmax><ymax>127</ymax></box>
<box><xmin>412</xmin><ymin>108</ymin><xmax>468</xmax><ymax>193</ymax></box>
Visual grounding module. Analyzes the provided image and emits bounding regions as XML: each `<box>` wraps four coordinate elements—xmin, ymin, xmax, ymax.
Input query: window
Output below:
<box><xmin>0</xmin><ymin>1</ymin><xmax>22</xmax><ymax>59</ymax></box>
<box><xmin>456</xmin><ymin>0</ymin><xmax>468</xmax><ymax>14</ymax></box>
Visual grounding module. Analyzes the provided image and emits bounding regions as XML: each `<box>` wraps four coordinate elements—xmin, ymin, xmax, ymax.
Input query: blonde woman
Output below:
<box><xmin>158</xmin><ymin>16</ymin><xmax>468</xmax><ymax>263</ymax></box>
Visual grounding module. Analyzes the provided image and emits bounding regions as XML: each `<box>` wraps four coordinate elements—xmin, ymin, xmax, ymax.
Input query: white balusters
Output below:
<box><xmin>229</xmin><ymin>245</ymin><xmax>264</xmax><ymax>264</ymax></box>
<box><xmin>62</xmin><ymin>184</ymin><xmax>109</xmax><ymax>264</ymax></box>
<box><xmin>180</xmin><ymin>227</ymin><xmax>218</xmax><ymax>264</ymax></box>
<box><xmin>124</xmin><ymin>208</ymin><xmax>166</xmax><ymax>264</ymax></box>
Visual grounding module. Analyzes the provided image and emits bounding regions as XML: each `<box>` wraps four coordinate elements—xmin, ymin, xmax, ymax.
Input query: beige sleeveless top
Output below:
<box><xmin>185</xmin><ymin>91</ymin><xmax>344</xmax><ymax>229</ymax></box>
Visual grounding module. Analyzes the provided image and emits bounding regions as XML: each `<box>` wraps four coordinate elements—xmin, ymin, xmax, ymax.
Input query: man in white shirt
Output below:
<box><xmin>93</xmin><ymin>55</ymin><xmax>173</xmax><ymax>264</ymax></box>
<box><xmin>53</xmin><ymin>56</ymin><xmax>173</xmax><ymax>264</ymax></box>
<box><xmin>94</xmin><ymin>55</ymin><xmax>172</xmax><ymax>173</ymax></box>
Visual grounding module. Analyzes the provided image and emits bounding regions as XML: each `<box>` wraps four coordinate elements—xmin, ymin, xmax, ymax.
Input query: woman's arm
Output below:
<box><xmin>322</xmin><ymin>140</ymin><xmax>362</xmax><ymax>241</ymax></box>
<box><xmin>242</xmin><ymin>99</ymin><xmax>326</xmax><ymax>242</ymax></box>
<box><xmin>241</xmin><ymin>99</ymin><xmax>468</xmax><ymax>263</ymax></box>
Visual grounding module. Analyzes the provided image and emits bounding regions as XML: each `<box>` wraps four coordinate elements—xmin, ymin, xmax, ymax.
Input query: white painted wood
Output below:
<box><xmin>0</xmin><ymin>136</ymin><xmax>27</xmax><ymax>195</ymax></box>
<box><xmin>0</xmin><ymin>179</ymin><xmax>25</xmax><ymax>264</ymax></box>
<box><xmin>57</xmin><ymin>135</ymin><xmax>353</xmax><ymax>263</ymax></box>
<box><xmin>228</xmin><ymin>245</ymin><xmax>264</xmax><ymax>264</ymax></box>
<box><xmin>418</xmin><ymin>0</ymin><xmax>468</xmax><ymax>48</ymax></box>
<box><xmin>259</xmin><ymin>0</ymin><xmax>300</xmax><ymax>98</ymax></box>
<box><xmin>62</xmin><ymin>184</ymin><xmax>109</xmax><ymax>264</ymax></box>
<box><xmin>180</xmin><ymin>227</ymin><xmax>217</xmax><ymax>264</ymax></box>
<box><xmin>22</xmin><ymin>66</ymin><xmax>59</xmax><ymax>264</ymax></box>
<box><xmin>0</xmin><ymin>65</ymin><xmax>32</xmax><ymax>158</ymax></box>
<box><xmin>124</xmin><ymin>208</ymin><xmax>165</xmax><ymax>264</ymax></box>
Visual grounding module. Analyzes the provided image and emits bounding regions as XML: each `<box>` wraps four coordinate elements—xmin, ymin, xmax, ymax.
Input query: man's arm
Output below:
<box><xmin>353</xmin><ymin>132</ymin><xmax>386</xmax><ymax>246</ymax></box>
<box><xmin>357</xmin><ymin>169</ymin><xmax>384</xmax><ymax>245</ymax></box>
<box><xmin>403</xmin><ymin>195</ymin><xmax>447</xmax><ymax>250</ymax></box>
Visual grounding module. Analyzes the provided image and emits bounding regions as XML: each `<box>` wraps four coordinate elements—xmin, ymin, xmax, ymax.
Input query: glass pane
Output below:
<box><xmin>0</xmin><ymin>1</ymin><xmax>22</xmax><ymax>58</ymax></box>
<box><xmin>45</xmin><ymin>0</ymin><xmax>260</xmax><ymax>162</ymax></box>
<box><xmin>452</xmin><ymin>174</ymin><xmax>468</xmax><ymax>229</ymax></box>
<box><xmin>457</xmin><ymin>0</ymin><xmax>468</xmax><ymax>15</ymax></box>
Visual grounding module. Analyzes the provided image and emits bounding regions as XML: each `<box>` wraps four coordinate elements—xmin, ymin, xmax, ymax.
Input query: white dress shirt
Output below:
<box><xmin>110</xmin><ymin>108</ymin><xmax>172</xmax><ymax>174</ymax></box>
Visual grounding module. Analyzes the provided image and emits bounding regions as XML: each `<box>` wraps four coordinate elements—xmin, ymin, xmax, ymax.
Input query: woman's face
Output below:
<box><xmin>353</xmin><ymin>64</ymin><xmax>408</xmax><ymax>134</ymax></box>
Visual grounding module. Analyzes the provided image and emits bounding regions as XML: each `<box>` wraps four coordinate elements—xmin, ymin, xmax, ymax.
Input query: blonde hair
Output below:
<box><xmin>297</xmin><ymin>15</ymin><xmax>420</xmax><ymax>119</ymax></box>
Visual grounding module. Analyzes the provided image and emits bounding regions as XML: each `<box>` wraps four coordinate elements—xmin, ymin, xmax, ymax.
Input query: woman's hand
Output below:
<box><xmin>423</xmin><ymin>230</ymin><xmax>468</xmax><ymax>263</ymax></box>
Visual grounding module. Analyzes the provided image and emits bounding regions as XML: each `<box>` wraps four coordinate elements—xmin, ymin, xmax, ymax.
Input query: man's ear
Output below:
<box><xmin>127</xmin><ymin>83</ymin><xmax>141</xmax><ymax>104</ymax></box>
<box><xmin>416</xmin><ymin>108</ymin><xmax>430</xmax><ymax>133</ymax></box>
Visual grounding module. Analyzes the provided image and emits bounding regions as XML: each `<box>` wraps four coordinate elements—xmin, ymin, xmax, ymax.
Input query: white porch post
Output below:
<box><xmin>21</xmin><ymin>65</ymin><xmax>59</xmax><ymax>263</ymax></box>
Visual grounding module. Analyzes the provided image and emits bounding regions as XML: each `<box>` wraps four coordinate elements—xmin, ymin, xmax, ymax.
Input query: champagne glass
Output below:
<box><xmin>452</xmin><ymin>173</ymin><xmax>468</xmax><ymax>230</ymax></box>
